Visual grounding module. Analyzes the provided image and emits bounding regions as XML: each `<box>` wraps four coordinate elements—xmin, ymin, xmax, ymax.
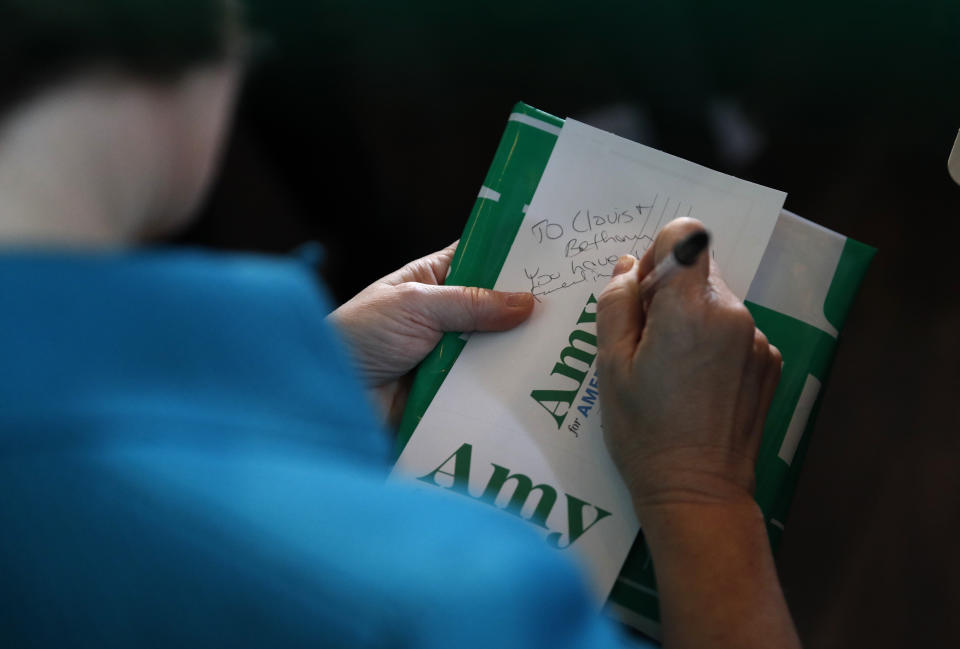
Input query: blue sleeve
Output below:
<box><xmin>0</xmin><ymin>442</ymin><xmax>638</xmax><ymax>649</ymax></box>
<box><xmin>0</xmin><ymin>251</ymin><xmax>651</xmax><ymax>648</ymax></box>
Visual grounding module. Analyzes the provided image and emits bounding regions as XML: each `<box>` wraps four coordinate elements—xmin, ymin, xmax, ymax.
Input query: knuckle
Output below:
<box><xmin>709</xmin><ymin>295</ymin><xmax>742</xmax><ymax>321</ymax></box>
<box><xmin>597</xmin><ymin>281</ymin><xmax>624</xmax><ymax>312</ymax></box>
<box><xmin>730</xmin><ymin>301</ymin><xmax>755</xmax><ymax>328</ymax></box>
<box><xmin>731</xmin><ymin>304</ymin><xmax>756</xmax><ymax>335</ymax></box>
<box><xmin>461</xmin><ymin>285</ymin><xmax>486</xmax><ymax>312</ymax></box>
<box><xmin>753</xmin><ymin>328</ymin><xmax>769</xmax><ymax>354</ymax></box>
<box><xmin>714</xmin><ymin>301</ymin><xmax>755</xmax><ymax>348</ymax></box>
<box><xmin>769</xmin><ymin>343</ymin><xmax>783</xmax><ymax>366</ymax></box>
<box><xmin>395</xmin><ymin>281</ymin><xmax>426</xmax><ymax>304</ymax></box>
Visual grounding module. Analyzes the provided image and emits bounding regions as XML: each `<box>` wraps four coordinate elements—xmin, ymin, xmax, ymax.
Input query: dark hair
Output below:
<box><xmin>0</xmin><ymin>0</ymin><xmax>243</xmax><ymax>115</ymax></box>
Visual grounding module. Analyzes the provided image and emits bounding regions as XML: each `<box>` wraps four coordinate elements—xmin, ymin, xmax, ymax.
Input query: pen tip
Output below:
<box><xmin>673</xmin><ymin>230</ymin><xmax>710</xmax><ymax>266</ymax></box>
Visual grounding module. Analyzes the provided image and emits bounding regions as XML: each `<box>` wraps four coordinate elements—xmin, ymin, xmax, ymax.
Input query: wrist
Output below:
<box><xmin>621</xmin><ymin>446</ymin><xmax>758</xmax><ymax>515</ymax></box>
<box><xmin>635</xmin><ymin>492</ymin><xmax>762</xmax><ymax>531</ymax></box>
<box><xmin>636</xmin><ymin>498</ymin><xmax>801</xmax><ymax>649</ymax></box>
<box><xmin>636</xmin><ymin>496</ymin><xmax>767</xmax><ymax>575</ymax></box>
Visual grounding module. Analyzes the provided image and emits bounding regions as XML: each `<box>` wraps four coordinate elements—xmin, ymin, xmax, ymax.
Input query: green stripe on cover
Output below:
<box><xmin>396</xmin><ymin>103</ymin><xmax>561</xmax><ymax>452</ymax></box>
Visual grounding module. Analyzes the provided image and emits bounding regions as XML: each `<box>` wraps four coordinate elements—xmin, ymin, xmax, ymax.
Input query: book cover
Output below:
<box><xmin>395</xmin><ymin>103</ymin><xmax>874</xmax><ymax>635</ymax></box>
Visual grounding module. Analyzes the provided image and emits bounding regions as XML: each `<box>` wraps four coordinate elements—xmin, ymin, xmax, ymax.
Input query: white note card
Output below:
<box><xmin>392</xmin><ymin>119</ymin><xmax>786</xmax><ymax>602</ymax></box>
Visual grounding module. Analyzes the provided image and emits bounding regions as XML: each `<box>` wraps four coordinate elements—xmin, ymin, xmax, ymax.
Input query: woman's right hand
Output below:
<box><xmin>596</xmin><ymin>217</ymin><xmax>782</xmax><ymax>518</ymax></box>
<box><xmin>597</xmin><ymin>217</ymin><xmax>800</xmax><ymax>649</ymax></box>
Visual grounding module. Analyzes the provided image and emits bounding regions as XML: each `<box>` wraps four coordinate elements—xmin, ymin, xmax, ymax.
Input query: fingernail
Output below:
<box><xmin>612</xmin><ymin>255</ymin><xmax>635</xmax><ymax>277</ymax></box>
<box><xmin>506</xmin><ymin>292</ymin><xmax>534</xmax><ymax>307</ymax></box>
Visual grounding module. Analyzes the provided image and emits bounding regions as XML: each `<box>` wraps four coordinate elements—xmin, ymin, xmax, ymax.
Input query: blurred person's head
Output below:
<box><xmin>0</xmin><ymin>0</ymin><xmax>247</xmax><ymax>246</ymax></box>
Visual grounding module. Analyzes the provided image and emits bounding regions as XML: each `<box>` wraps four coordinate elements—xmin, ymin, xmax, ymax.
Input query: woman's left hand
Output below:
<box><xmin>328</xmin><ymin>242</ymin><xmax>534</xmax><ymax>426</ymax></box>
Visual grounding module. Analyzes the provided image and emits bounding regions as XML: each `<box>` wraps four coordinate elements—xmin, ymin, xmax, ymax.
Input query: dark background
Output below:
<box><xmin>180</xmin><ymin>2</ymin><xmax>960</xmax><ymax>647</ymax></box>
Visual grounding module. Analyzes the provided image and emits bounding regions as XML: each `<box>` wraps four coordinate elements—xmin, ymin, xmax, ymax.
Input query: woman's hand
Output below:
<box><xmin>597</xmin><ymin>217</ymin><xmax>781</xmax><ymax>514</ymax></box>
<box><xmin>597</xmin><ymin>218</ymin><xmax>799</xmax><ymax>649</ymax></box>
<box><xmin>329</xmin><ymin>242</ymin><xmax>534</xmax><ymax>426</ymax></box>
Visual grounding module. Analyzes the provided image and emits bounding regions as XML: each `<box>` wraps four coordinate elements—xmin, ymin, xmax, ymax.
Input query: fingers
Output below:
<box><xmin>597</xmin><ymin>254</ymin><xmax>643</xmax><ymax>363</ymax></box>
<box><xmin>414</xmin><ymin>283</ymin><xmax>534</xmax><ymax>332</ymax></box>
<box><xmin>384</xmin><ymin>241</ymin><xmax>460</xmax><ymax>286</ymax></box>
<box><xmin>736</xmin><ymin>329</ymin><xmax>770</xmax><ymax>445</ymax></box>
<box><xmin>742</xmin><ymin>329</ymin><xmax>782</xmax><ymax>450</ymax></box>
<box><xmin>422</xmin><ymin>241</ymin><xmax>460</xmax><ymax>285</ymax></box>
<box><xmin>431</xmin><ymin>240</ymin><xmax>459</xmax><ymax>275</ymax></box>
<box><xmin>751</xmin><ymin>343</ymin><xmax>782</xmax><ymax>441</ymax></box>
<box><xmin>600</xmin><ymin>218</ymin><xmax>717</xmax><ymax>369</ymax></box>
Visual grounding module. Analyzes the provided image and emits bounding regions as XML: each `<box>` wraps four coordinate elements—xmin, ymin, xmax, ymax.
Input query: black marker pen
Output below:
<box><xmin>636</xmin><ymin>229</ymin><xmax>711</xmax><ymax>298</ymax></box>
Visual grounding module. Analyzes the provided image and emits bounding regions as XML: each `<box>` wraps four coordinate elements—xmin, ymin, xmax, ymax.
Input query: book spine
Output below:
<box><xmin>396</xmin><ymin>103</ymin><xmax>563</xmax><ymax>453</ymax></box>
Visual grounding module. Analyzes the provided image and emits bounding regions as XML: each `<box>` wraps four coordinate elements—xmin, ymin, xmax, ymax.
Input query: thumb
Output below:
<box><xmin>416</xmin><ymin>284</ymin><xmax>535</xmax><ymax>332</ymax></box>
<box><xmin>638</xmin><ymin>217</ymin><xmax>711</xmax><ymax>296</ymax></box>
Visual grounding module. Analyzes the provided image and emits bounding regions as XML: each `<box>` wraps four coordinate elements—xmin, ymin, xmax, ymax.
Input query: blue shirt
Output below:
<box><xmin>0</xmin><ymin>249</ymin><xmax>645</xmax><ymax>648</ymax></box>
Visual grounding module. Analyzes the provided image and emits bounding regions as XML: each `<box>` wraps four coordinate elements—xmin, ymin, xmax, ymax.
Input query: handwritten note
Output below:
<box><xmin>393</xmin><ymin>119</ymin><xmax>786</xmax><ymax>602</ymax></box>
<box><xmin>508</xmin><ymin>119</ymin><xmax>785</xmax><ymax>301</ymax></box>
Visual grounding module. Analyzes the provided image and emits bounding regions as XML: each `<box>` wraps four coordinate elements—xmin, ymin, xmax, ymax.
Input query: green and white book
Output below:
<box><xmin>393</xmin><ymin>103</ymin><xmax>874</xmax><ymax>638</ymax></box>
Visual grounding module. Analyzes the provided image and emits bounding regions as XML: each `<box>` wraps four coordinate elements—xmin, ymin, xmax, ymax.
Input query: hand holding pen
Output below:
<box><xmin>595</xmin><ymin>217</ymin><xmax>797</xmax><ymax>649</ymax></box>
